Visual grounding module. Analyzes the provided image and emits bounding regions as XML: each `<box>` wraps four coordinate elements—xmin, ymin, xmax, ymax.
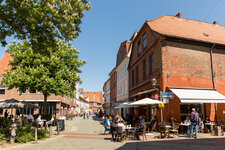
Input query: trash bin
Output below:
<box><xmin>57</xmin><ymin>119</ymin><xmax>65</xmax><ymax>131</ymax></box>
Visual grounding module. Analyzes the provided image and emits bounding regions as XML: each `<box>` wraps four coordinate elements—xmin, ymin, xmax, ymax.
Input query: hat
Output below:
<box><xmin>140</xmin><ymin>120</ymin><xmax>144</xmax><ymax>123</ymax></box>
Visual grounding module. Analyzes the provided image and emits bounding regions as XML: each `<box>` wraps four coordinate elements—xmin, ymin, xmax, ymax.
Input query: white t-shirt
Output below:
<box><xmin>118</xmin><ymin>123</ymin><xmax>125</xmax><ymax>131</ymax></box>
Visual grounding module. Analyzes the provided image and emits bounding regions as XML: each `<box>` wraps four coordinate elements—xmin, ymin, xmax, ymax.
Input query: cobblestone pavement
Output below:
<box><xmin>1</xmin><ymin>116</ymin><xmax>225</xmax><ymax>150</ymax></box>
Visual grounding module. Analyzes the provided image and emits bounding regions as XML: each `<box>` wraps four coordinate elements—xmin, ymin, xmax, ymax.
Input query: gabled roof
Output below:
<box><xmin>0</xmin><ymin>53</ymin><xmax>13</xmax><ymax>75</ymax></box>
<box><xmin>147</xmin><ymin>15</ymin><xmax>225</xmax><ymax>45</ymax></box>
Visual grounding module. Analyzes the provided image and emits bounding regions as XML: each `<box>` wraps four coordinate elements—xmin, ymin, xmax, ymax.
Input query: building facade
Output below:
<box><xmin>128</xmin><ymin>13</ymin><xmax>225</xmax><ymax>122</ymax></box>
<box><xmin>103</xmin><ymin>79</ymin><xmax>110</xmax><ymax>116</ymax></box>
<box><xmin>0</xmin><ymin>53</ymin><xmax>72</xmax><ymax>119</ymax></box>
<box><xmin>109</xmin><ymin>68</ymin><xmax>117</xmax><ymax>115</ymax></box>
<box><xmin>84</xmin><ymin>91</ymin><xmax>103</xmax><ymax>114</ymax></box>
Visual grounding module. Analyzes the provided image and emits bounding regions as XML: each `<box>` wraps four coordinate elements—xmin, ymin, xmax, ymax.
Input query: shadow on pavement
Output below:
<box><xmin>92</xmin><ymin>115</ymin><xmax>102</xmax><ymax>121</ymax></box>
<box><xmin>116</xmin><ymin>137</ymin><xmax>225</xmax><ymax>150</ymax></box>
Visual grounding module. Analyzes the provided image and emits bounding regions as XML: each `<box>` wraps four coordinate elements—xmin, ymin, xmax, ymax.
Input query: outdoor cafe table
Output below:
<box><xmin>205</xmin><ymin>123</ymin><xmax>215</xmax><ymax>134</ymax></box>
<box><xmin>179</xmin><ymin>123</ymin><xmax>190</xmax><ymax>135</ymax></box>
<box><xmin>125</xmin><ymin>126</ymin><xmax>134</xmax><ymax>139</ymax></box>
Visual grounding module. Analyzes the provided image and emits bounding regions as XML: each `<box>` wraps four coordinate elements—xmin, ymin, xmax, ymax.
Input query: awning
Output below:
<box><xmin>169</xmin><ymin>87</ymin><xmax>225</xmax><ymax>103</ymax></box>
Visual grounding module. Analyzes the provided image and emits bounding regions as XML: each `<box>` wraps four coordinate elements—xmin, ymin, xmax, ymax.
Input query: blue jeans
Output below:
<box><xmin>190</xmin><ymin>122</ymin><xmax>198</xmax><ymax>138</ymax></box>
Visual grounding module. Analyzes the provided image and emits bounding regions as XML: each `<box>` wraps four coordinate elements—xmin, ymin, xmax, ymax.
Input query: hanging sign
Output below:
<box><xmin>161</xmin><ymin>92</ymin><xmax>174</xmax><ymax>99</ymax></box>
<box><xmin>154</xmin><ymin>93</ymin><xmax>159</xmax><ymax>100</ymax></box>
<box><xmin>158</xmin><ymin>103</ymin><xmax>164</xmax><ymax>108</ymax></box>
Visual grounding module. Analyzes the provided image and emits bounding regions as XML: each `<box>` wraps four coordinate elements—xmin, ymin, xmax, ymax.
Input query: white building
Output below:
<box><xmin>103</xmin><ymin>79</ymin><xmax>110</xmax><ymax>116</ymax></box>
<box><xmin>115</xmin><ymin>32</ymin><xmax>137</xmax><ymax>117</ymax></box>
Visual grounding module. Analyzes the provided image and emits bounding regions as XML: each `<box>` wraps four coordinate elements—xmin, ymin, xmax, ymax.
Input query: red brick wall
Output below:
<box><xmin>129</xmin><ymin>23</ymin><xmax>162</xmax><ymax>97</ymax></box>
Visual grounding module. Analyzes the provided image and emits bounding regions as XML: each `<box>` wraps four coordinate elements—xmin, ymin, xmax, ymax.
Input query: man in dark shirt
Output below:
<box><xmin>4</xmin><ymin>110</ymin><xmax>8</xmax><ymax>118</ymax></box>
<box><xmin>189</xmin><ymin>108</ymin><xmax>199</xmax><ymax>138</ymax></box>
<box><xmin>133</xmin><ymin>119</ymin><xmax>145</xmax><ymax>140</ymax></box>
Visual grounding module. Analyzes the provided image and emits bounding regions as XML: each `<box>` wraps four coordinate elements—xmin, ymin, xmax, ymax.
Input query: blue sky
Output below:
<box><xmin>0</xmin><ymin>0</ymin><xmax>225</xmax><ymax>92</ymax></box>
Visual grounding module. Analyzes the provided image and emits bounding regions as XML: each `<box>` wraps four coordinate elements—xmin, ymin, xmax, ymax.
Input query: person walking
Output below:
<box><xmin>189</xmin><ymin>108</ymin><xmax>199</xmax><ymax>138</ymax></box>
<box><xmin>83</xmin><ymin>111</ymin><xmax>86</xmax><ymax>119</ymax></box>
<box><xmin>86</xmin><ymin>111</ymin><xmax>89</xmax><ymax>119</ymax></box>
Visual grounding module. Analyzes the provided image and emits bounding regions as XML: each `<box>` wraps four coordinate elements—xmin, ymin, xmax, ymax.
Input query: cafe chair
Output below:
<box><xmin>136</xmin><ymin>125</ymin><xmax>147</xmax><ymax>141</ymax></box>
<box><xmin>160</xmin><ymin>125</ymin><xmax>170</xmax><ymax>138</ymax></box>
<box><xmin>115</xmin><ymin>127</ymin><xmax>126</xmax><ymax>142</ymax></box>
<box><xmin>151</xmin><ymin>121</ymin><xmax>157</xmax><ymax>132</ymax></box>
<box><xmin>169</xmin><ymin>123</ymin><xmax>179</xmax><ymax>136</ymax></box>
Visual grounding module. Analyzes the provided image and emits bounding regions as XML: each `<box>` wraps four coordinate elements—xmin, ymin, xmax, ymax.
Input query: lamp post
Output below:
<box><xmin>151</xmin><ymin>78</ymin><xmax>163</xmax><ymax>123</ymax></box>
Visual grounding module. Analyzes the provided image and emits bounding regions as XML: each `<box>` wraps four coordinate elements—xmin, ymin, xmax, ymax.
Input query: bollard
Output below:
<box><xmin>49</xmin><ymin>126</ymin><xmax>52</xmax><ymax>138</ymax></box>
<box><xmin>57</xmin><ymin>122</ymin><xmax>60</xmax><ymax>135</ymax></box>
<box><xmin>35</xmin><ymin>127</ymin><xmax>38</xmax><ymax>142</ymax></box>
<box><xmin>10</xmin><ymin>123</ymin><xmax>17</xmax><ymax>144</ymax></box>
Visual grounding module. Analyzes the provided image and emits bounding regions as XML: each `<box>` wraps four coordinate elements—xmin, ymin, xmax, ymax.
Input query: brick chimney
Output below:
<box><xmin>213</xmin><ymin>21</ymin><xmax>218</xmax><ymax>25</ymax></box>
<box><xmin>175</xmin><ymin>12</ymin><xmax>183</xmax><ymax>18</ymax></box>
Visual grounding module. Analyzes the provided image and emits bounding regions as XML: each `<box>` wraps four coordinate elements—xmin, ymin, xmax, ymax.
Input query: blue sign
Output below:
<box><xmin>161</xmin><ymin>92</ymin><xmax>174</xmax><ymax>99</ymax></box>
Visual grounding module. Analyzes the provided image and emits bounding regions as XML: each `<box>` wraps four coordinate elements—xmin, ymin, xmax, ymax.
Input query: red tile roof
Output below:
<box><xmin>147</xmin><ymin>15</ymin><xmax>225</xmax><ymax>45</ymax></box>
<box><xmin>0</xmin><ymin>53</ymin><xmax>13</xmax><ymax>75</ymax></box>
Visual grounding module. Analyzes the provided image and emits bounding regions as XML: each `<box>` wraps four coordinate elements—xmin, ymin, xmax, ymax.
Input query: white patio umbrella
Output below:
<box><xmin>115</xmin><ymin>102</ymin><xmax>138</xmax><ymax>109</ymax></box>
<box><xmin>129</xmin><ymin>98</ymin><xmax>164</xmax><ymax>106</ymax></box>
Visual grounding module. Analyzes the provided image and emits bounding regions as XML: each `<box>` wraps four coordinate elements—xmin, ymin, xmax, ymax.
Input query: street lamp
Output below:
<box><xmin>151</xmin><ymin>78</ymin><xmax>157</xmax><ymax>87</ymax></box>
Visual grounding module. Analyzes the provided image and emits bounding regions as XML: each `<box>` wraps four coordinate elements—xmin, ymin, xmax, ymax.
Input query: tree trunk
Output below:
<box><xmin>43</xmin><ymin>92</ymin><xmax>48</xmax><ymax>114</ymax></box>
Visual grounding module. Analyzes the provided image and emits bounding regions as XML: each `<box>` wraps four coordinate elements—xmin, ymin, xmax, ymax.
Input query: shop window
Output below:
<box><xmin>28</xmin><ymin>88</ymin><xmax>36</xmax><ymax>94</ymax></box>
<box><xmin>0</xmin><ymin>85</ymin><xmax>5</xmax><ymax>95</ymax></box>
<box><xmin>180</xmin><ymin>104</ymin><xmax>203</xmax><ymax>121</ymax></box>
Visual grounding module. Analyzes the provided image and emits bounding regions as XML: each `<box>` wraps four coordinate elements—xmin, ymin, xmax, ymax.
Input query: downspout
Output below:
<box><xmin>210</xmin><ymin>43</ymin><xmax>217</xmax><ymax>121</ymax></box>
<box><xmin>210</xmin><ymin>43</ymin><xmax>216</xmax><ymax>89</ymax></box>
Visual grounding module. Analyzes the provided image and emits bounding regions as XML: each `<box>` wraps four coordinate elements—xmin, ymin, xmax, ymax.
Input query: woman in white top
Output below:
<box><xmin>37</xmin><ymin>115</ymin><xmax>43</xmax><ymax>127</ymax></box>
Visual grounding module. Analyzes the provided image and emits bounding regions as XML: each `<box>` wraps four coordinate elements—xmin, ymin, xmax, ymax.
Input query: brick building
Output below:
<box><xmin>84</xmin><ymin>91</ymin><xmax>103</xmax><ymax>114</ymax></box>
<box><xmin>128</xmin><ymin>13</ymin><xmax>225</xmax><ymax>122</ymax></box>
<box><xmin>109</xmin><ymin>68</ymin><xmax>117</xmax><ymax>114</ymax></box>
<box><xmin>0</xmin><ymin>53</ymin><xmax>72</xmax><ymax>119</ymax></box>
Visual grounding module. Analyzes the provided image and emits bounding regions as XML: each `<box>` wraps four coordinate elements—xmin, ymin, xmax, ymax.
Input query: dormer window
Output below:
<box><xmin>123</xmin><ymin>46</ymin><xmax>126</xmax><ymax>56</ymax></box>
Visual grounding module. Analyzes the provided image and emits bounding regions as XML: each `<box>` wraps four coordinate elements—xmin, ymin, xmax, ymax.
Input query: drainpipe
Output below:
<box><xmin>210</xmin><ymin>43</ymin><xmax>216</xmax><ymax>89</ymax></box>
<box><xmin>210</xmin><ymin>43</ymin><xmax>217</xmax><ymax>121</ymax></box>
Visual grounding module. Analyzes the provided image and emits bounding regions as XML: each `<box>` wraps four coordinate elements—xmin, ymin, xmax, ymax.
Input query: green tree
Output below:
<box><xmin>2</xmin><ymin>40</ymin><xmax>85</xmax><ymax>114</ymax></box>
<box><xmin>0</xmin><ymin>0</ymin><xmax>91</xmax><ymax>51</ymax></box>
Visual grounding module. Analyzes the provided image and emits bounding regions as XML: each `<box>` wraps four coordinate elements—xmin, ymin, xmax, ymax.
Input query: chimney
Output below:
<box><xmin>175</xmin><ymin>12</ymin><xmax>183</xmax><ymax>18</ymax></box>
<box><xmin>213</xmin><ymin>21</ymin><xmax>218</xmax><ymax>25</ymax></box>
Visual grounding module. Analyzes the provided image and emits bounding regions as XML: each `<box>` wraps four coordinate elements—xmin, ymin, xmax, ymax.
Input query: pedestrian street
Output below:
<box><xmin>1</xmin><ymin>116</ymin><xmax>225</xmax><ymax>150</ymax></box>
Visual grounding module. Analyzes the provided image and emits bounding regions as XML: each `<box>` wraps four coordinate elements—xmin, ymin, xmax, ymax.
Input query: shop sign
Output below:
<box><xmin>161</xmin><ymin>92</ymin><xmax>174</xmax><ymax>99</ymax></box>
<box><xmin>158</xmin><ymin>103</ymin><xmax>164</xmax><ymax>108</ymax></box>
<box><xmin>154</xmin><ymin>93</ymin><xmax>159</xmax><ymax>100</ymax></box>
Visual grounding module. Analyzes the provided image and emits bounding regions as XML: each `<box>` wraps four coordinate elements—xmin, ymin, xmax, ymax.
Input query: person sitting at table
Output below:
<box><xmin>37</xmin><ymin>115</ymin><xmax>44</xmax><ymax>127</ymax></box>
<box><xmin>111</xmin><ymin>113</ymin><xmax>119</xmax><ymax>142</ymax></box>
<box><xmin>132</xmin><ymin>118</ymin><xmax>145</xmax><ymax>140</ymax></box>
<box><xmin>184</xmin><ymin>116</ymin><xmax>191</xmax><ymax>125</ymax></box>
<box><xmin>204</xmin><ymin>116</ymin><xmax>211</xmax><ymax>133</ymax></box>
<box><xmin>46</xmin><ymin>115</ymin><xmax>55</xmax><ymax>128</ymax></box>
<box><xmin>169</xmin><ymin>117</ymin><xmax>177</xmax><ymax>127</ymax></box>
<box><xmin>118</xmin><ymin>121</ymin><xmax>126</xmax><ymax>133</ymax></box>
